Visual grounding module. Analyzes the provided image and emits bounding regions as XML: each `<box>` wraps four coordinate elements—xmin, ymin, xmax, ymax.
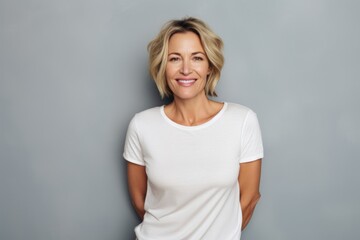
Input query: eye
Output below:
<box><xmin>169</xmin><ymin>56</ymin><xmax>180</xmax><ymax>62</ymax></box>
<box><xmin>193</xmin><ymin>56</ymin><xmax>204</xmax><ymax>61</ymax></box>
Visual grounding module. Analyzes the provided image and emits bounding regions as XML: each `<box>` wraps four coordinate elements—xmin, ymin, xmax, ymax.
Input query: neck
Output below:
<box><xmin>165</xmin><ymin>94</ymin><xmax>223</xmax><ymax>126</ymax></box>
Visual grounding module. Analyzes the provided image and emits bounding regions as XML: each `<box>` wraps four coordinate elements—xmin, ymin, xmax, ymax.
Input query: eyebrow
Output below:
<box><xmin>168</xmin><ymin>52</ymin><xmax>206</xmax><ymax>56</ymax></box>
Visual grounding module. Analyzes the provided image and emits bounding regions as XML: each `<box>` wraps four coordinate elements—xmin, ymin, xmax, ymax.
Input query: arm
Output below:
<box><xmin>238</xmin><ymin>159</ymin><xmax>262</xmax><ymax>230</ymax></box>
<box><xmin>127</xmin><ymin>162</ymin><xmax>147</xmax><ymax>220</ymax></box>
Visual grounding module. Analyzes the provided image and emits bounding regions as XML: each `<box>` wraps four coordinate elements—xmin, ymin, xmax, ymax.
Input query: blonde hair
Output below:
<box><xmin>147</xmin><ymin>17</ymin><xmax>224</xmax><ymax>98</ymax></box>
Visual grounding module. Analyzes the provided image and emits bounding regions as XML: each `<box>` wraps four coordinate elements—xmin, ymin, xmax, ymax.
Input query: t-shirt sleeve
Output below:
<box><xmin>239</xmin><ymin>109</ymin><xmax>264</xmax><ymax>163</ymax></box>
<box><xmin>123</xmin><ymin>115</ymin><xmax>145</xmax><ymax>166</ymax></box>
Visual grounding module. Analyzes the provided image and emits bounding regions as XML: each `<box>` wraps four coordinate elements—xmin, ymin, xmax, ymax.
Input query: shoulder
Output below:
<box><xmin>130</xmin><ymin>106</ymin><xmax>163</xmax><ymax>127</ymax></box>
<box><xmin>225</xmin><ymin>102</ymin><xmax>255</xmax><ymax>117</ymax></box>
<box><xmin>222</xmin><ymin>102</ymin><xmax>261</xmax><ymax>128</ymax></box>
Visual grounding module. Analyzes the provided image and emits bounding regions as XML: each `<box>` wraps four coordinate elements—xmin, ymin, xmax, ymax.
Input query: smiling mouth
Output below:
<box><xmin>176</xmin><ymin>79</ymin><xmax>196</xmax><ymax>87</ymax></box>
<box><xmin>177</xmin><ymin>79</ymin><xmax>195</xmax><ymax>83</ymax></box>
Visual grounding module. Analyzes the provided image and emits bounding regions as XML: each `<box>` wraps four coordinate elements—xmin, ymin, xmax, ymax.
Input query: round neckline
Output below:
<box><xmin>160</xmin><ymin>102</ymin><xmax>228</xmax><ymax>130</ymax></box>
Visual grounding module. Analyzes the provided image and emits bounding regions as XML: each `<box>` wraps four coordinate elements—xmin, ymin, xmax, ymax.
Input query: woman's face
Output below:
<box><xmin>165</xmin><ymin>31</ymin><xmax>210</xmax><ymax>101</ymax></box>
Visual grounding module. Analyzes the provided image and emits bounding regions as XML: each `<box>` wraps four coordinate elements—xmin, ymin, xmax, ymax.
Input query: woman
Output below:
<box><xmin>124</xmin><ymin>17</ymin><xmax>263</xmax><ymax>240</ymax></box>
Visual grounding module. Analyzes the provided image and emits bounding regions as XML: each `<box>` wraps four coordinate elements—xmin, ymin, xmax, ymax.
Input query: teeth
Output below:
<box><xmin>178</xmin><ymin>79</ymin><xmax>195</xmax><ymax>83</ymax></box>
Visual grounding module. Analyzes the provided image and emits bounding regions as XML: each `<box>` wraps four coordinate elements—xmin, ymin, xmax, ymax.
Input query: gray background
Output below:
<box><xmin>1</xmin><ymin>0</ymin><xmax>359</xmax><ymax>239</ymax></box>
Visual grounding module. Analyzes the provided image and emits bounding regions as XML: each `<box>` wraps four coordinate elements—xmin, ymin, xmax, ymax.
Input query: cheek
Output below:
<box><xmin>165</xmin><ymin>72</ymin><xmax>172</xmax><ymax>87</ymax></box>
<box><xmin>165</xmin><ymin>65</ymin><xmax>175</xmax><ymax>79</ymax></box>
<box><xmin>194</xmin><ymin>62</ymin><xmax>210</xmax><ymax>74</ymax></box>
<box><xmin>165</xmin><ymin>70</ymin><xmax>174</xmax><ymax>88</ymax></box>
<box><xmin>197</xmin><ymin>67</ymin><xmax>210</xmax><ymax>77</ymax></box>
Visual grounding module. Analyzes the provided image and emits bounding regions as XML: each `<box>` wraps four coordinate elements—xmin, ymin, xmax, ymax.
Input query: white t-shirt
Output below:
<box><xmin>123</xmin><ymin>102</ymin><xmax>264</xmax><ymax>240</ymax></box>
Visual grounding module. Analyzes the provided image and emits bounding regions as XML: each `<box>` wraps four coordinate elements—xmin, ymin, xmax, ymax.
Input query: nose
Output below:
<box><xmin>180</xmin><ymin>59</ymin><xmax>192</xmax><ymax>75</ymax></box>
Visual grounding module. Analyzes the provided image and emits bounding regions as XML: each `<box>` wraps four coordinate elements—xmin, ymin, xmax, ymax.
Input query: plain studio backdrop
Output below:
<box><xmin>1</xmin><ymin>0</ymin><xmax>359</xmax><ymax>239</ymax></box>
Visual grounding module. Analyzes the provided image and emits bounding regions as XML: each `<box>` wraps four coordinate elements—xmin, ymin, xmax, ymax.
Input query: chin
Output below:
<box><xmin>173</xmin><ymin>91</ymin><xmax>204</xmax><ymax>101</ymax></box>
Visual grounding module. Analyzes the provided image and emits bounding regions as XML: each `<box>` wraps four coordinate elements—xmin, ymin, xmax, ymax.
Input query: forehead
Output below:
<box><xmin>168</xmin><ymin>31</ymin><xmax>204</xmax><ymax>52</ymax></box>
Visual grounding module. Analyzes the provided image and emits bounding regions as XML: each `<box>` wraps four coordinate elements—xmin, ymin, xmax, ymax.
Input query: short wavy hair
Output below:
<box><xmin>147</xmin><ymin>17</ymin><xmax>224</xmax><ymax>99</ymax></box>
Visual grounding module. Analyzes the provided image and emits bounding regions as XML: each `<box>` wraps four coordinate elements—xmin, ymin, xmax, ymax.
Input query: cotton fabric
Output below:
<box><xmin>123</xmin><ymin>102</ymin><xmax>263</xmax><ymax>240</ymax></box>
